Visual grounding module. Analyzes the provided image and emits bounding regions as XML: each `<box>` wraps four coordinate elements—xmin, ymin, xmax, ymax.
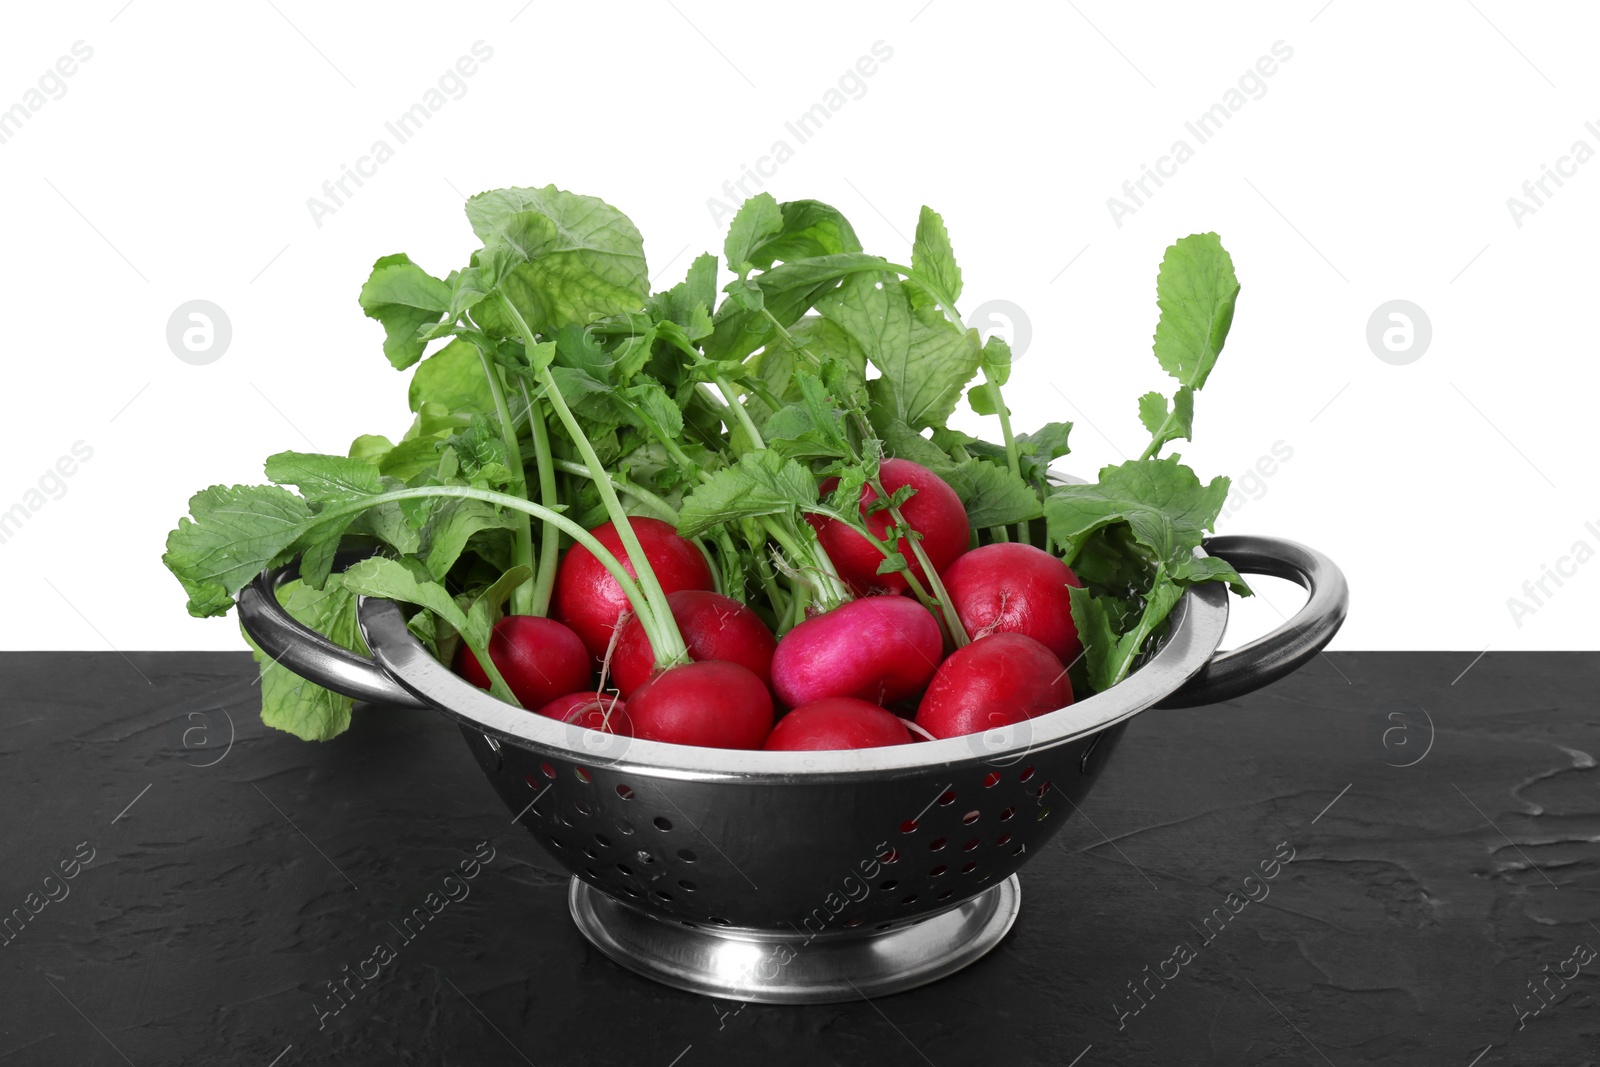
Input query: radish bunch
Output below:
<box><xmin>453</xmin><ymin>461</ymin><xmax>1084</xmax><ymax>751</ymax></box>
<box><xmin>165</xmin><ymin>183</ymin><xmax>1245</xmax><ymax>748</ymax></box>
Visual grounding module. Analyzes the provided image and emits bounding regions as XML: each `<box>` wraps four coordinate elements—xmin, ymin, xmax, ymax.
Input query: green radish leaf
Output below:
<box><xmin>524</xmin><ymin>340</ymin><xmax>558</xmax><ymax>377</ymax></box>
<box><xmin>295</xmin><ymin>517</ymin><xmax>356</xmax><ymax>591</ymax></box>
<box><xmin>378</xmin><ymin>438</ymin><xmax>447</xmax><ymax>482</ymax></box>
<box><xmin>623</xmin><ymin>381</ymin><xmax>685</xmax><ymax>440</ymax></box>
<box><xmin>794</xmin><ymin>368</ymin><xmax>852</xmax><ymax>456</ymax></box>
<box><xmin>334</xmin><ymin>556</ymin><xmax>486</xmax><ymax>646</ymax></box>
<box><xmin>358</xmin><ymin>253</ymin><xmax>451</xmax><ymax>370</ymax></box>
<box><xmin>348</xmin><ymin>434</ymin><xmax>395</xmax><ymax>465</ymax></box>
<box><xmin>867</xmin><ymin>380</ymin><xmax>962</xmax><ymax>474</ymax></box>
<box><xmin>408</xmin><ymin>339</ymin><xmax>495</xmax><ymax>414</ymax></box>
<box><xmin>875</xmin><ymin>554</ymin><xmax>910</xmax><ymax>576</ymax></box>
<box><xmin>447</xmin><ymin>265</ymin><xmax>493</xmax><ymax>319</ymax></box>
<box><xmin>818</xmin><ymin>273</ymin><xmax>982</xmax><ymax>430</ymax></box>
<box><xmin>546</xmin><ymin>366</ymin><xmax>632</xmax><ymax>434</ymax></box>
<box><xmin>1070</xmin><ymin>574</ymin><xmax>1185</xmax><ymax>691</ymax></box>
<box><xmin>345</xmin><ymin>500</ymin><xmax>421</xmax><ymax>555</ymax></box>
<box><xmin>163</xmin><ymin>485</ymin><xmax>314</xmax><ymax>617</ymax></box>
<box><xmin>243</xmin><ymin>578</ymin><xmax>364</xmax><ymax>740</ymax></box>
<box><xmin>445</xmin><ymin>414</ymin><xmax>511</xmax><ymax>478</ymax></box>
<box><xmin>1152</xmin><ymin>232</ymin><xmax>1239</xmax><ymax>391</ymax></box>
<box><xmin>1137</xmin><ymin>391</ymin><xmax>1168</xmax><ymax>436</ymax></box>
<box><xmin>464</xmin><ymin>564</ymin><xmax>535</xmax><ymax>641</ymax></box>
<box><xmin>948</xmin><ymin>459</ymin><xmax>1041</xmax><ymax>528</ymax></box>
<box><xmin>744</xmin><ymin>199</ymin><xmax>862</xmax><ymax>270</ymax></box>
<box><xmin>703</xmin><ymin>253</ymin><xmax>888</xmax><ymax>365</ymax></box>
<box><xmin>786</xmin><ymin>315</ymin><xmax>870</xmax><ymax>386</ymax></box>
<box><xmin>554</xmin><ymin>323</ymin><xmax>615</xmax><ymax>381</ymax></box>
<box><xmin>465</xmin><ymin>186</ymin><xmax>649</xmax><ymax>335</ymax></box>
<box><xmin>422</xmin><ymin>498</ymin><xmax>515</xmax><ymax>579</ymax></box>
<box><xmin>264</xmin><ymin>451</ymin><xmax>383</xmax><ymax>502</ymax></box>
<box><xmin>724</xmin><ymin>277</ymin><xmax>764</xmax><ymax>312</ymax></box>
<box><xmin>912</xmin><ymin>205</ymin><xmax>963</xmax><ymax>305</ymax></box>
<box><xmin>649</xmin><ymin>252</ymin><xmax>720</xmax><ymax>329</ymax></box>
<box><xmin>677</xmin><ymin>450</ymin><xmax>817</xmax><ymax>537</ymax></box>
<box><xmin>1137</xmin><ymin>386</ymin><xmax>1194</xmax><ymax>455</ymax></box>
<box><xmin>979</xmin><ymin>333</ymin><xmax>1012</xmax><ymax>387</ymax></box>
<box><xmin>1018</xmin><ymin>421</ymin><xmax>1072</xmax><ymax>465</ymax></box>
<box><xmin>724</xmin><ymin>193</ymin><xmax>785</xmax><ymax>277</ymax></box>
<box><xmin>1043</xmin><ymin>455</ymin><xmax>1243</xmax><ymax>591</ymax></box>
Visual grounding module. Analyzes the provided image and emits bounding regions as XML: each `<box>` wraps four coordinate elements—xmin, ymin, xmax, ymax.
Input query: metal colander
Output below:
<box><xmin>238</xmin><ymin>534</ymin><xmax>1346</xmax><ymax>1003</ymax></box>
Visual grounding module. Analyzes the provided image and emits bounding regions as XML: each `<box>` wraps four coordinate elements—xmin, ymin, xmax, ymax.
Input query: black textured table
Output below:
<box><xmin>2</xmin><ymin>652</ymin><xmax>1597</xmax><ymax>1066</ymax></box>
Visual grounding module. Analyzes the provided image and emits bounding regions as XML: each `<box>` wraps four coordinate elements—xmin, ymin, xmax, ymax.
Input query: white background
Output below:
<box><xmin>1</xmin><ymin>0</ymin><xmax>1595</xmax><ymax>654</ymax></box>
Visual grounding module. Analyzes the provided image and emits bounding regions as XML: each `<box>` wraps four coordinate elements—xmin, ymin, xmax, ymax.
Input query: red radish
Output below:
<box><xmin>610</xmin><ymin>590</ymin><xmax>777</xmax><ymax>697</ymax></box>
<box><xmin>915</xmin><ymin>633</ymin><xmax>1073</xmax><ymax>739</ymax></box>
<box><xmin>941</xmin><ymin>543</ymin><xmax>1085</xmax><ymax>665</ymax></box>
<box><xmin>764</xmin><ymin>698</ymin><xmax>914</xmax><ymax>751</ymax></box>
<box><xmin>454</xmin><ymin>615</ymin><xmax>591</xmax><ymax>710</ymax></box>
<box><xmin>627</xmin><ymin>660</ymin><xmax>774</xmax><ymax>749</ymax></box>
<box><xmin>552</xmin><ymin>516</ymin><xmax>714</xmax><ymax>660</ymax></box>
<box><xmin>771</xmin><ymin>596</ymin><xmax>943</xmax><ymax>709</ymax></box>
<box><xmin>535</xmin><ymin>692</ymin><xmax>632</xmax><ymax>735</ymax></box>
<box><xmin>810</xmin><ymin>458</ymin><xmax>970</xmax><ymax>595</ymax></box>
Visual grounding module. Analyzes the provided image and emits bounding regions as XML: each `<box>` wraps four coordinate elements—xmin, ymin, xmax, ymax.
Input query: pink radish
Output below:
<box><xmin>771</xmin><ymin>595</ymin><xmax>943</xmax><ymax>708</ymax></box>
<box><xmin>610</xmin><ymin>590</ymin><xmax>777</xmax><ymax>697</ymax></box>
<box><xmin>627</xmin><ymin>660</ymin><xmax>774</xmax><ymax>749</ymax></box>
<box><xmin>535</xmin><ymin>691</ymin><xmax>632</xmax><ymax>735</ymax></box>
<box><xmin>764</xmin><ymin>698</ymin><xmax>914</xmax><ymax>751</ymax></box>
<box><xmin>941</xmin><ymin>542</ymin><xmax>1085</xmax><ymax>665</ymax></box>
<box><xmin>552</xmin><ymin>516</ymin><xmax>714</xmax><ymax>661</ymax></box>
<box><xmin>915</xmin><ymin>633</ymin><xmax>1073</xmax><ymax>739</ymax></box>
<box><xmin>810</xmin><ymin>458</ymin><xmax>970</xmax><ymax>595</ymax></box>
<box><xmin>454</xmin><ymin>615</ymin><xmax>592</xmax><ymax>710</ymax></box>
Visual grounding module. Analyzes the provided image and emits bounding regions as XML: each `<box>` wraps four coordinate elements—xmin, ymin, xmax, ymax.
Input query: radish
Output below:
<box><xmin>552</xmin><ymin>516</ymin><xmax>713</xmax><ymax>661</ymax></box>
<box><xmin>454</xmin><ymin>615</ymin><xmax>592</xmax><ymax>710</ymax></box>
<box><xmin>610</xmin><ymin>590</ymin><xmax>777</xmax><ymax>697</ymax></box>
<box><xmin>763</xmin><ymin>697</ymin><xmax>914</xmax><ymax>751</ymax></box>
<box><xmin>811</xmin><ymin>458</ymin><xmax>970</xmax><ymax>595</ymax></box>
<box><xmin>535</xmin><ymin>691</ymin><xmax>632</xmax><ymax>735</ymax></box>
<box><xmin>941</xmin><ymin>543</ymin><xmax>1085</xmax><ymax>665</ymax></box>
<box><xmin>915</xmin><ymin>632</ymin><xmax>1073</xmax><ymax>739</ymax></box>
<box><xmin>627</xmin><ymin>660</ymin><xmax>774</xmax><ymax>749</ymax></box>
<box><xmin>771</xmin><ymin>595</ymin><xmax>943</xmax><ymax>708</ymax></box>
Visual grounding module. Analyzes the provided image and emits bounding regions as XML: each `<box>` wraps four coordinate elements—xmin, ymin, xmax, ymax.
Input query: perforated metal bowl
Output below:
<box><xmin>238</xmin><ymin>535</ymin><xmax>1346</xmax><ymax>1002</ymax></box>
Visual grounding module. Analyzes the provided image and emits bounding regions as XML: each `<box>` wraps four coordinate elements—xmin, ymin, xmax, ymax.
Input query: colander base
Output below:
<box><xmin>568</xmin><ymin>874</ymin><xmax>1021</xmax><ymax>1004</ymax></box>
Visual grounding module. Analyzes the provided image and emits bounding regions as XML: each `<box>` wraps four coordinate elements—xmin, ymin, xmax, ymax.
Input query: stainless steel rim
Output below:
<box><xmin>356</xmin><ymin>580</ymin><xmax>1231</xmax><ymax>780</ymax></box>
<box><xmin>567</xmin><ymin>874</ymin><xmax>1022</xmax><ymax>1003</ymax></box>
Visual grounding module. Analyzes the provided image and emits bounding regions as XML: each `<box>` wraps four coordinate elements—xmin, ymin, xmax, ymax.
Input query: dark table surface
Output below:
<box><xmin>2</xmin><ymin>651</ymin><xmax>1597</xmax><ymax>1066</ymax></box>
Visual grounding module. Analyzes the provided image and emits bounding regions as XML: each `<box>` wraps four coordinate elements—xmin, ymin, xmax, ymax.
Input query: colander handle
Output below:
<box><xmin>1158</xmin><ymin>535</ymin><xmax>1348</xmax><ymax>708</ymax></box>
<box><xmin>235</xmin><ymin>549</ymin><xmax>429</xmax><ymax>710</ymax></box>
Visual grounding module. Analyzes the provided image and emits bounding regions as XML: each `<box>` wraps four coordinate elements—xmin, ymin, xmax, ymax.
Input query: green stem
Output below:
<box><xmin>494</xmin><ymin>294</ymin><xmax>688</xmax><ymax>665</ymax></box>
<box><xmin>550</xmin><ymin>459</ymin><xmax>679</xmax><ymax>522</ymax></box>
<box><xmin>754</xmin><ymin>556</ymin><xmax>789</xmax><ymax>630</ymax></box>
<box><xmin>641</xmin><ymin>413</ymin><xmax>706</xmax><ymax>479</ymax></box>
<box><xmin>761</xmin><ymin>516</ymin><xmax>850</xmax><ymax>609</ymax></box>
<box><xmin>537</xmin><ymin>367</ymin><xmax>688</xmax><ymax>662</ymax></box>
<box><xmin>984</xmin><ymin>367</ymin><xmax>1021</xmax><ymax>480</ymax></box>
<box><xmin>782</xmin><ymin>581</ymin><xmax>810</xmax><ymax>631</ymax></box>
<box><xmin>522</xmin><ymin>382</ymin><xmax>562</xmax><ymax>616</ymax></box>
<box><xmin>801</xmin><ymin>503</ymin><xmax>947</xmax><ymax>621</ymax></box>
<box><xmin>304</xmin><ymin>485</ymin><xmax>664</xmax><ymax>648</ymax></box>
<box><xmin>473</xmin><ymin>344</ymin><xmax>534</xmax><ymax>615</ymax></box>
<box><xmin>535</xmin><ymin>365</ymin><xmax>687</xmax><ymax>664</ymax></box>
<box><xmin>875</xmin><ymin>484</ymin><xmax>970</xmax><ymax>648</ymax></box>
<box><xmin>1138</xmin><ymin>415</ymin><xmax>1175</xmax><ymax>462</ymax></box>
<box><xmin>712</xmin><ymin>373</ymin><xmax>765</xmax><ymax>450</ymax></box>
